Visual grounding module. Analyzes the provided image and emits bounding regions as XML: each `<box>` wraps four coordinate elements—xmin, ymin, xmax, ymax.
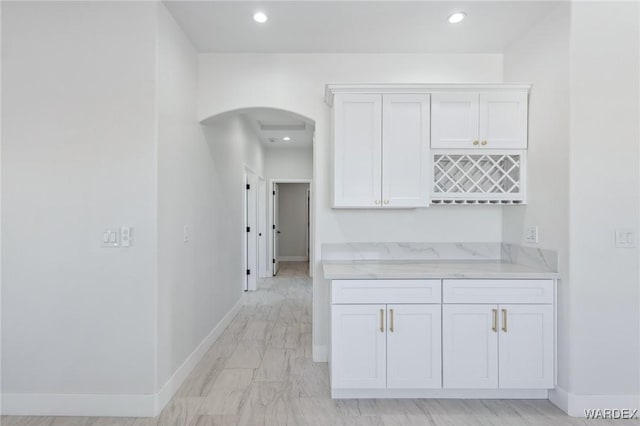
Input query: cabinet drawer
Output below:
<box><xmin>331</xmin><ymin>280</ymin><xmax>441</xmax><ymax>304</ymax></box>
<box><xmin>442</xmin><ymin>279</ymin><xmax>553</xmax><ymax>304</ymax></box>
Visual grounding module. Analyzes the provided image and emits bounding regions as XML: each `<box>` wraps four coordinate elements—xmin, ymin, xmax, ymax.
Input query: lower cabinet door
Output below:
<box><xmin>331</xmin><ymin>304</ymin><xmax>386</xmax><ymax>389</ymax></box>
<box><xmin>498</xmin><ymin>304</ymin><xmax>554</xmax><ymax>389</ymax></box>
<box><xmin>443</xmin><ymin>304</ymin><xmax>498</xmax><ymax>389</ymax></box>
<box><xmin>387</xmin><ymin>304</ymin><xmax>442</xmax><ymax>388</ymax></box>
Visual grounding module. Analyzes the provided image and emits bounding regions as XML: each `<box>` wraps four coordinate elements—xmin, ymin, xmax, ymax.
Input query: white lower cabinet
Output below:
<box><xmin>331</xmin><ymin>303</ymin><xmax>441</xmax><ymax>389</ymax></box>
<box><xmin>329</xmin><ymin>278</ymin><xmax>556</xmax><ymax>397</ymax></box>
<box><xmin>442</xmin><ymin>303</ymin><xmax>554</xmax><ymax>390</ymax></box>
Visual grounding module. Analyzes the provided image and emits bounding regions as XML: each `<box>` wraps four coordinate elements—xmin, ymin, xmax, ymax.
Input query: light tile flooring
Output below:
<box><xmin>2</xmin><ymin>262</ymin><xmax>634</xmax><ymax>425</ymax></box>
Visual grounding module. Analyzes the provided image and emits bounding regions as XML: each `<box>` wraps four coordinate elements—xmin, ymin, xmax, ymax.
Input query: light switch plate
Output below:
<box><xmin>615</xmin><ymin>228</ymin><xmax>636</xmax><ymax>248</ymax></box>
<box><xmin>183</xmin><ymin>225</ymin><xmax>190</xmax><ymax>243</ymax></box>
<box><xmin>102</xmin><ymin>229</ymin><xmax>119</xmax><ymax>248</ymax></box>
<box><xmin>525</xmin><ymin>226</ymin><xmax>539</xmax><ymax>244</ymax></box>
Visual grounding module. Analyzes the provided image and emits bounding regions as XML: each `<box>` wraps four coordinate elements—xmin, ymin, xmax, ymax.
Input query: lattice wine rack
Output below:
<box><xmin>431</xmin><ymin>152</ymin><xmax>526</xmax><ymax>204</ymax></box>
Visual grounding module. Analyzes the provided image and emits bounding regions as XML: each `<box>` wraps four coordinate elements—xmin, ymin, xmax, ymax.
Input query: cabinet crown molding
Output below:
<box><xmin>324</xmin><ymin>83</ymin><xmax>532</xmax><ymax>106</ymax></box>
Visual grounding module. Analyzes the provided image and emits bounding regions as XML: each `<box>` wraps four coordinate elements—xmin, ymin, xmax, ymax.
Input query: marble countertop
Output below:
<box><xmin>322</xmin><ymin>259</ymin><xmax>560</xmax><ymax>280</ymax></box>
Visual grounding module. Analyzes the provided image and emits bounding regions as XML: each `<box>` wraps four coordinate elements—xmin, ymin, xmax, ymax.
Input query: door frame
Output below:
<box><xmin>258</xmin><ymin>176</ymin><xmax>269</xmax><ymax>278</ymax></box>
<box><xmin>243</xmin><ymin>165</ymin><xmax>260</xmax><ymax>292</ymax></box>
<box><xmin>268</xmin><ymin>178</ymin><xmax>313</xmax><ymax>277</ymax></box>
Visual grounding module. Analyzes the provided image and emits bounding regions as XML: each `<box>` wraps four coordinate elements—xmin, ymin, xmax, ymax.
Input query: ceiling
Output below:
<box><xmin>163</xmin><ymin>1</ymin><xmax>559</xmax><ymax>54</ymax></box>
<box><xmin>241</xmin><ymin>108</ymin><xmax>314</xmax><ymax>149</ymax></box>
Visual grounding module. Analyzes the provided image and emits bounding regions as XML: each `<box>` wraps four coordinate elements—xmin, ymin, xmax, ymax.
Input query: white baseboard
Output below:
<box><xmin>279</xmin><ymin>256</ymin><xmax>308</xmax><ymax>261</ymax></box>
<box><xmin>332</xmin><ymin>388</ymin><xmax>548</xmax><ymax>399</ymax></box>
<box><xmin>153</xmin><ymin>297</ymin><xmax>242</xmax><ymax>415</ymax></box>
<box><xmin>0</xmin><ymin>393</ymin><xmax>155</xmax><ymax>417</ymax></box>
<box><xmin>549</xmin><ymin>386</ymin><xmax>640</xmax><ymax>417</ymax></box>
<box><xmin>1</xmin><ymin>298</ymin><xmax>243</xmax><ymax>417</ymax></box>
<box><xmin>312</xmin><ymin>344</ymin><xmax>327</xmax><ymax>362</ymax></box>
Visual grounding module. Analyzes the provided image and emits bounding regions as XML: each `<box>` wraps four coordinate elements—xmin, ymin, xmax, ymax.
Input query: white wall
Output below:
<box><xmin>278</xmin><ymin>183</ymin><xmax>309</xmax><ymax>259</ymax></box>
<box><xmin>1</xmin><ymin>1</ymin><xmax>158</xmax><ymax>395</ymax></box>
<box><xmin>197</xmin><ymin>53</ymin><xmax>505</xmax><ymax>356</ymax></box>
<box><xmin>501</xmin><ymin>2</ymin><xmax>571</xmax><ymax>390</ymax></box>
<box><xmin>568</xmin><ymin>1</ymin><xmax>639</xmax><ymax>400</ymax></box>
<box><xmin>265</xmin><ymin>147</ymin><xmax>313</xmax><ymax>180</ymax></box>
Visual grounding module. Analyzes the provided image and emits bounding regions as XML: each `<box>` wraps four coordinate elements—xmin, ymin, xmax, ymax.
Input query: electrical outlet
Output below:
<box><xmin>615</xmin><ymin>228</ymin><xmax>636</xmax><ymax>248</ymax></box>
<box><xmin>525</xmin><ymin>226</ymin><xmax>539</xmax><ymax>244</ymax></box>
<box><xmin>120</xmin><ymin>227</ymin><xmax>133</xmax><ymax>247</ymax></box>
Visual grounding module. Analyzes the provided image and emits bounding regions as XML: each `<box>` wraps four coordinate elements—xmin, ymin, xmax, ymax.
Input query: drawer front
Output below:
<box><xmin>442</xmin><ymin>279</ymin><xmax>553</xmax><ymax>304</ymax></box>
<box><xmin>331</xmin><ymin>280</ymin><xmax>441</xmax><ymax>304</ymax></box>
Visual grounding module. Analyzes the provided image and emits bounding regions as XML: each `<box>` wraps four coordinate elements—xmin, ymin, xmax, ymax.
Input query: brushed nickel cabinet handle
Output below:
<box><xmin>389</xmin><ymin>309</ymin><xmax>394</xmax><ymax>332</ymax></box>
<box><xmin>383</xmin><ymin>200</ymin><xmax>389</xmax><ymax>205</ymax></box>
<box><xmin>492</xmin><ymin>309</ymin><xmax>497</xmax><ymax>332</ymax></box>
<box><xmin>502</xmin><ymin>309</ymin><xmax>507</xmax><ymax>332</ymax></box>
<box><xmin>473</xmin><ymin>140</ymin><xmax>479</xmax><ymax>146</ymax></box>
<box><xmin>380</xmin><ymin>309</ymin><xmax>384</xmax><ymax>332</ymax></box>
<box><xmin>481</xmin><ymin>140</ymin><xmax>488</xmax><ymax>146</ymax></box>
<box><xmin>375</xmin><ymin>200</ymin><xmax>380</xmax><ymax>205</ymax></box>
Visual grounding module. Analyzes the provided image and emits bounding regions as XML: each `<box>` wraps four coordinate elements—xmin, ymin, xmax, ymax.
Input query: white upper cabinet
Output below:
<box><xmin>479</xmin><ymin>93</ymin><xmax>528</xmax><ymax>149</ymax></box>
<box><xmin>431</xmin><ymin>93</ymin><xmax>479</xmax><ymax>149</ymax></box>
<box><xmin>432</xmin><ymin>92</ymin><xmax>528</xmax><ymax>150</ymax></box>
<box><xmin>382</xmin><ymin>94</ymin><xmax>430</xmax><ymax>207</ymax></box>
<box><xmin>333</xmin><ymin>93</ymin><xmax>429</xmax><ymax>208</ymax></box>
<box><xmin>333</xmin><ymin>94</ymin><xmax>382</xmax><ymax>208</ymax></box>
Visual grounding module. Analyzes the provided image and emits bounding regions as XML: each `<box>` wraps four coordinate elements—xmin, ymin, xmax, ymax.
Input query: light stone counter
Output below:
<box><xmin>322</xmin><ymin>259</ymin><xmax>560</xmax><ymax>280</ymax></box>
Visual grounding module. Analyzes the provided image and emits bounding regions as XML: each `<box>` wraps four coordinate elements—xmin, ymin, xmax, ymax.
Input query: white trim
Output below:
<box><xmin>312</xmin><ymin>344</ymin><xmax>328</xmax><ymax>362</ymax></box>
<box><xmin>0</xmin><ymin>393</ymin><xmax>155</xmax><ymax>417</ymax></box>
<box><xmin>1</xmin><ymin>298</ymin><xmax>243</xmax><ymax>417</ymax></box>
<box><xmin>549</xmin><ymin>387</ymin><xmax>640</xmax><ymax>417</ymax></box>
<box><xmin>332</xmin><ymin>388</ymin><xmax>548</xmax><ymax>399</ymax></box>
<box><xmin>279</xmin><ymin>256</ymin><xmax>308</xmax><ymax>261</ymax></box>
<box><xmin>324</xmin><ymin>83</ymin><xmax>532</xmax><ymax>106</ymax></box>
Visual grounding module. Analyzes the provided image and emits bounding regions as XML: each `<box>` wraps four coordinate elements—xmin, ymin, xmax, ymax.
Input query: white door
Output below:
<box><xmin>245</xmin><ymin>174</ymin><xmax>257</xmax><ymax>291</ymax></box>
<box><xmin>258</xmin><ymin>178</ymin><xmax>268</xmax><ymax>278</ymax></box>
<box><xmin>478</xmin><ymin>92</ymin><xmax>528</xmax><ymax>149</ymax></box>
<box><xmin>498</xmin><ymin>304</ymin><xmax>554</xmax><ymax>389</ymax></box>
<box><xmin>333</xmin><ymin>93</ymin><xmax>382</xmax><ymax>207</ymax></box>
<box><xmin>443</xmin><ymin>304</ymin><xmax>498</xmax><ymax>389</ymax></box>
<box><xmin>272</xmin><ymin>183</ymin><xmax>280</xmax><ymax>276</ymax></box>
<box><xmin>382</xmin><ymin>94</ymin><xmax>430</xmax><ymax>207</ymax></box>
<box><xmin>387</xmin><ymin>304</ymin><xmax>441</xmax><ymax>389</ymax></box>
<box><xmin>331</xmin><ymin>304</ymin><xmax>386</xmax><ymax>389</ymax></box>
<box><xmin>431</xmin><ymin>93</ymin><xmax>480</xmax><ymax>149</ymax></box>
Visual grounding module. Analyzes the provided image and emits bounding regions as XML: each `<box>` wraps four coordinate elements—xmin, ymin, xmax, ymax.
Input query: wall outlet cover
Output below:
<box><xmin>615</xmin><ymin>228</ymin><xmax>637</xmax><ymax>248</ymax></box>
<box><xmin>525</xmin><ymin>226</ymin><xmax>539</xmax><ymax>244</ymax></box>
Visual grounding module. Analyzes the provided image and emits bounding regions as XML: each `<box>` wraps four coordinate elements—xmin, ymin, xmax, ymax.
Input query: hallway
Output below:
<box><xmin>2</xmin><ymin>262</ymin><xmax>618</xmax><ymax>426</ymax></box>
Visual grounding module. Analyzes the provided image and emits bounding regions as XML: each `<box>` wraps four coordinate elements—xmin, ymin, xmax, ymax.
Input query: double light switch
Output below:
<box><xmin>102</xmin><ymin>227</ymin><xmax>133</xmax><ymax>248</ymax></box>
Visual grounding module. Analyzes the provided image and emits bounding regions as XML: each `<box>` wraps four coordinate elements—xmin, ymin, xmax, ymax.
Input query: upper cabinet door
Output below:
<box><xmin>382</xmin><ymin>94</ymin><xmax>430</xmax><ymax>208</ymax></box>
<box><xmin>333</xmin><ymin>94</ymin><xmax>382</xmax><ymax>207</ymax></box>
<box><xmin>478</xmin><ymin>93</ymin><xmax>528</xmax><ymax>149</ymax></box>
<box><xmin>498</xmin><ymin>304</ymin><xmax>554</xmax><ymax>389</ymax></box>
<box><xmin>431</xmin><ymin>93</ymin><xmax>479</xmax><ymax>149</ymax></box>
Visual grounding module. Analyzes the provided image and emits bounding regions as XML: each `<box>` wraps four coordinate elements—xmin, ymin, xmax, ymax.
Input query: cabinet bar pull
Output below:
<box><xmin>502</xmin><ymin>309</ymin><xmax>507</xmax><ymax>332</ymax></box>
<box><xmin>492</xmin><ymin>309</ymin><xmax>497</xmax><ymax>332</ymax></box>
<box><xmin>389</xmin><ymin>309</ymin><xmax>394</xmax><ymax>332</ymax></box>
<box><xmin>380</xmin><ymin>309</ymin><xmax>384</xmax><ymax>332</ymax></box>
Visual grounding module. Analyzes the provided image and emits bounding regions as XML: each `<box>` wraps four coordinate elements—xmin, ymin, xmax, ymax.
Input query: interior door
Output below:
<box><xmin>443</xmin><ymin>304</ymin><xmax>498</xmax><ymax>389</ymax></box>
<box><xmin>478</xmin><ymin>92</ymin><xmax>528</xmax><ymax>149</ymax></box>
<box><xmin>272</xmin><ymin>182</ymin><xmax>280</xmax><ymax>276</ymax></box>
<box><xmin>431</xmin><ymin>93</ymin><xmax>479</xmax><ymax>149</ymax></box>
<box><xmin>246</xmin><ymin>173</ymin><xmax>257</xmax><ymax>291</ymax></box>
<box><xmin>498</xmin><ymin>304</ymin><xmax>554</xmax><ymax>389</ymax></box>
<box><xmin>333</xmin><ymin>93</ymin><xmax>382</xmax><ymax>207</ymax></box>
<box><xmin>382</xmin><ymin>94</ymin><xmax>430</xmax><ymax>207</ymax></box>
<box><xmin>331</xmin><ymin>304</ymin><xmax>387</xmax><ymax>389</ymax></box>
<box><xmin>386</xmin><ymin>304</ymin><xmax>441</xmax><ymax>389</ymax></box>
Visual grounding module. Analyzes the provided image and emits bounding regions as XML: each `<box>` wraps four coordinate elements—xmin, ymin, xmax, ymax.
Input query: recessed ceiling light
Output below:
<box><xmin>282</xmin><ymin>136</ymin><xmax>291</xmax><ymax>141</ymax></box>
<box><xmin>253</xmin><ymin>12</ymin><xmax>268</xmax><ymax>23</ymax></box>
<box><xmin>448</xmin><ymin>12</ymin><xmax>466</xmax><ymax>24</ymax></box>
